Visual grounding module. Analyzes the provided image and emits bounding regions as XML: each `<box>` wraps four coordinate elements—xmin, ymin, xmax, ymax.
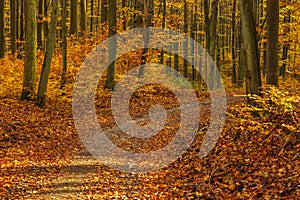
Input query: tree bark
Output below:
<box><xmin>80</xmin><ymin>0</ymin><xmax>87</xmax><ymax>35</ymax></box>
<box><xmin>70</xmin><ymin>0</ymin><xmax>78</xmax><ymax>35</ymax></box>
<box><xmin>61</xmin><ymin>0</ymin><xmax>68</xmax><ymax>86</ymax></box>
<box><xmin>21</xmin><ymin>0</ymin><xmax>37</xmax><ymax>100</ymax></box>
<box><xmin>10</xmin><ymin>0</ymin><xmax>17</xmax><ymax>55</ymax></box>
<box><xmin>105</xmin><ymin>0</ymin><xmax>117</xmax><ymax>89</ymax></box>
<box><xmin>239</xmin><ymin>0</ymin><xmax>262</xmax><ymax>104</ymax></box>
<box><xmin>37</xmin><ymin>0</ymin><xmax>45</xmax><ymax>50</ymax></box>
<box><xmin>36</xmin><ymin>0</ymin><xmax>60</xmax><ymax>106</ymax></box>
<box><xmin>0</xmin><ymin>0</ymin><xmax>5</xmax><ymax>58</ymax></box>
<box><xmin>266</xmin><ymin>0</ymin><xmax>279</xmax><ymax>86</ymax></box>
<box><xmin>101</xmin><ymin>0</ymin><xmax>108</xmax><ymax>24</ymax></box>
<box><xmin>183</xmin><ymin>0</ymin><xmax>188</xmax><ymax>77</ymax></box>
<box><xmin>231</xmin><ymin>0</ymin><xmax>237</xmax><ymax>84</ymax></box>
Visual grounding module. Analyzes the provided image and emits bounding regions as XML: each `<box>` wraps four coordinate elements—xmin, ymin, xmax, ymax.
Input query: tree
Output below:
<box><xmin>266</xmin><ymin>0</ymin><xmax>279</xmax><ymax>86</ymax></box>
<box><xmin>21</xmin><ymin>0</ymin><xmax>37</xmax><ymax>100</ymax></box>
<box><xmin>0</xmin><ymin>0</ymin><xmax>5</xmax><ymax>58</ymax></box>
<box><xmin>183</xmin><ymin>0</ymin><xmax>188</xmax><ymax>77</ymax></box>
<box><xmin>61</xmin><ymin>0</ymin><xmax>68</xmax><ymax>86</ymax></box>
<box><xmin>10</xmin><ymin>0</ymin><xmax>17</xmax><ymax>55</ymax></box>
<box><xmin>101</xmin><ymin>0</ymin><xmax>108</xmax><ymax>24</ymax></box>
<box><xmin>137</xmin><ymin>0</ymin><xmax>154</xmax><ymax>77</ymax></box>
<box><xmin>70</xmin><ymin>0</ymin><xmax>78</xmax><ymax>35</ymax></box>
<box><xmin>122</xmin><ymin>0</ymin><xmax>127</xmax><ymax>30</ymax></box>
<box><xmin>105</xmin><ymin>0</ymin><xmax>117</xmax><ymax>89</ymax></box>
<box><xmin>232</xmin><ymin>0</ymin><xmax>237</xmax><ymax>84</ymax></box>
<box><xmin>80</xmin><ymin>0</ymin><xmax>87</xmax><ymax>35</ymax></box>
<box><xmin>239</xmin><ymin>0</ymin><xmax>262</xmax><ymax>104</ymax></box>
<box><xmin>16</xmin><ymin>0</ymin><xmax>25</xmax><ymax>59</ymax></box>
<box><xmin>37</xmin><ymin>0</ymin><xmax>45</xmax><ymax>50</ymax></box>
<box><xmin>36</xmin><ymin>0</ymin><xmax>60</xmax><ymax>106</ymax></box>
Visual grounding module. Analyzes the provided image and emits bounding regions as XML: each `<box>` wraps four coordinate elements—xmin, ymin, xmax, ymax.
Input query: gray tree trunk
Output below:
<box><xmin>21</xmin><ymin>0</ymin><xmax>37</xmax><ymax>100</ymax></box>
<box><xmin>239</xmin><ymin>0</ymin><xmax>262</xmax><ymax>104</ymax></box>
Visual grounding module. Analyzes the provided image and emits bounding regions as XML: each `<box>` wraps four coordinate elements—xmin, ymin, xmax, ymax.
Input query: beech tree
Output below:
<box><xmin>70</xmin><ymin>0</ymin><xmax>78</xmax><ymax>35</ymax></box>
<box><xmin>266</xmin><ymin>0</ymin><xmax>279</xmax><ymax>86</ymax></box>
<box><xmin>0</xmin><ymin>0</ymin><xmax>5</xmax><ymax>58</ymax></box>
<box><xmin>36</xmin><ymin>0</ymin><xmax>60</xmax><ymax>106</ymax></box>
<box><xmin>10</xmin><ymin>0</ymin><xmax>17</xmax><ymax>55</ymax></box>
<box><xmin>105</xmin><ymin>0</ymin><xmax>117</xmax><ymax>89</ymax></box>
<box><xmin>21</xmin><ymin>0</ymin><xmax>37</xmax><ymax>100</ymax></box>
<box><xmin>239</xmin><ymin>0</ymin><xmax>262</xmax><ymax>104</ymax></box>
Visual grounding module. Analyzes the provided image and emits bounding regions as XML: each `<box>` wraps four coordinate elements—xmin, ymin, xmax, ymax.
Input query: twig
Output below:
<box><xmin>208</xmin><ymin>166</ymin><xmax>218</xmax><ymax>190</ymax></box>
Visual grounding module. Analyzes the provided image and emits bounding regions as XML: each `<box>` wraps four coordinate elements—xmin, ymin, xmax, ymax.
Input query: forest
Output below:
<box><xmin>1</xmin><ymin>0</ymin><xmax>300</xmax><ymax>199</ymax></box>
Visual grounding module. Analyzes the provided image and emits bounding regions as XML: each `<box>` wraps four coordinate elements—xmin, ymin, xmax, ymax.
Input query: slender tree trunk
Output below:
<box><xmin>70</xmin><ymin>0</ymin><xmax>78</xmax><ymax>35</ymax></box>
<box><xmin>0</xmin><ymin>0</ymin><xmax>5</xmax><ymax>58</ymax></box>
<box><xmin>44</xmin><ymin>0</ymin><xmax>49</xmax><ymax>39</ymax></box>
<box><xmin>101</xmin><ymin>0</ymin><xmax>108</xmax><ymax>24</ymax></box>
<box><xmin>105</xmin><ymin>0</ymin><xmax>117</xmax><ymax>89</ymax></box>
<box><xmin>61</xmin><ymin>0</ymin><xmax>68</xmax><ymax>86</ymax></box>
<box><xmin>237</xmin><ymin>18</ymin><xmax>244</xmax><ymax>88</ymax></box>
<box><xmin>10</xmin><ymin>0</ymin><xmax>17</xmax><ymax>55</ymax></box>
<box><xmin>16</xmin><ymin>0</ymin><xmax>24</xmax><ymax>58</ymax></box>
<box><xmin>122</xmin><ymin>0</ymin><xmax>127</xmax><ymax>30</ymax></box>
<box><xmin>137</xmin><ymin>0</ymin><xmax>154</xmax><ymax>77</ymax></box>
<box><xmin>191</xmin><ymin>0</ymin><xmax>198</xmax><ymax>81</ymax></box>
<box><xmin>204</xmin><ymin>0</ymin><xmax>210</xmax><ymax>53</ymax></box>
<box><xmin>80</xmin><ymin>0</ymin><xmax>87</xmax><ymax>35</ymax></box>
<box><xmin>209</xmin><ymin>0</ymin><xmax>218</xmax><ymax>60</ymax></box>
<box><xmin>160</xmin><ymin>0</ymin><xmax>167</xmax><ymax>65</ymax></box>
<box><xmin>231</xmin><ymin>0</ymin><xmax>237</xmax><ymax>84</ymax></box>
<box><xmin>209</xmin><ymin>0</ymin><xmax>219</xmax><ymax>89</ymax></box>
<box><xmin>21</xmin><ymin>0</ymin><xmax>37</xmax><ymax>100</ymax></box>
<box><xmin>37</xmin><ymin>0</ymin><xmax>45</xmax><ymax>50</ymax></box>
<box><xmin>90</xmin><ymin>0</ymin><xmax>94</xmax><ymax>33</ymax></box>
<box><xmin>239</xmin><ymin>0</ymin><xmax>262</xmax><ymax>104</ymax></box>
<box><xmin>183</xmin><ymin>0</ymin><xmax>188</xmax><ymax>78</ymax></box>
<box><xmin>266</xmin><ymin>0</ymin><xmax>279</xmax><ymax>86</ymax></box>
<box><xmin>36</xmin><ymin>0</ymin><xmax>60</xmax><ymax>106</ymax></box>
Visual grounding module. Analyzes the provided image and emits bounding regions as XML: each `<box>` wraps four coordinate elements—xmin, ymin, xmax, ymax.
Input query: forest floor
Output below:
<box><xmin>1</xmin><ymin>53</ymin><xmax>300</xmax><ymax>199</ymax></box>
<box><xmin>1</xmin><ymin>84</ymin><xmax>299</xmax><ymax>199</ymax></box>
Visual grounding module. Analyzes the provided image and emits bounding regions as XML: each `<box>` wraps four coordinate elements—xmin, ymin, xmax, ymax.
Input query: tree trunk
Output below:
<box><xmin>10</xmin><ymin>0</ymin><xmax>17</xmax><ymax>55</ymax></box>
<box><xmin>37</xmin><ymin>0</ymin><xmax>45</xmax><ymax>50</ymax></box>
<box><xmin>209</xmin><ymin>0</ymin><xmax>219</xmax><ymax>89</ymax></box>
<box><xmin>0</xmin><ymin>0</ymin><xmax>5</xmax><ymax>58</ymax></box>
<box><xmin>231</xmin><ymin>0</ymin><xmax>237</xmax><ymax>84</ymax></box>
<box><xmin>90</xmin><ymin>0</ymin><xmax>94</xmax><ymax>33</ymax></box>
<box><xmin>21</xmin><ymin>0</ymin><xmax>37</xmax><ymax>100</ymax></box>
<box><xmin>80</xmin><ymin>0</ymin><xmax>87</xmax><ymax>35</ymax></box>
<box><xmin>266</xmin><ymin>0</ymin><xmax>279</xmax><ymax>86</ymax></box>
<box><xmin>160</xmin><ymin>0</ymin><xmax>167</xmax><ymax>65</ymax></box>
<box><xmin>137</xmin><ymin>0</ymin><xmax>154</xmax><ymax>77</ymax></box>
<box><xmin>101</xmin><ymin>0</ymin><xmax>108</xmax><ymax>24</ymax></box>
<box><xmin>122</xmin><ymin>0</ymin><xmax>127</xmax><ymax>30</ymax></box>
<box><xmin>204</xmin><ymin>0</ymin><xmax>210</xmax><ymax>53</ymax></box>
<box><xmin>105</xmin><ymin>0</ymin><xmax>117</xmax><ymax>89</ymax></box>
<box><xmin>239</xmin><ymin>0</ymin><xmax>262</xmax><ymax>104</ymax></box>
<box><xmin>61</xmin><ymin>0</ymin><xmax>68</xmax><ymax>86</ymax></box>
<box><xmin>16</xmin><ymin>0</ymin><xmax>25</xmax><ymax>59</ymax></box>
<box><xmin>70</xmin><ymin>0</ymin><xmax>78</xmax><ymax>35</ymax></box>
<box><xmin>36</xmin><ymin>0</ymin><xmax>59</xmax><ymax>106</ymax></box>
